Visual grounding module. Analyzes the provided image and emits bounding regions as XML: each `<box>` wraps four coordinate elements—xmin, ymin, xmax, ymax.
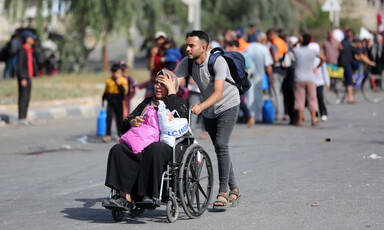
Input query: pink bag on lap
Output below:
<box><xmin>119</xmin><ymin>105</ymin><xmax>160</xmax><ymax>154</ymax></box>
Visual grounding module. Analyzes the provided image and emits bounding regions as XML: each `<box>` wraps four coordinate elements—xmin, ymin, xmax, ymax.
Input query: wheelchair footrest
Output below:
<box><xmin>102</xmin><ymin>199</ymin><xmax>129</xmax><ymax>211</ymax></box>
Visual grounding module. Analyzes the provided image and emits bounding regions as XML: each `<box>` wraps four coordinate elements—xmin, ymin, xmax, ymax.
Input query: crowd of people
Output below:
<box><xmin>0</xmin><ymin>29</ymin><xmax>59</xmax><ymax>80</ymax></box>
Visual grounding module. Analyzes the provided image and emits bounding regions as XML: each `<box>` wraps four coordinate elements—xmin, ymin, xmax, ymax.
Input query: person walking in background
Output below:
<box><xmin>267</xmin><ymin>29</ymin><xmax>288</xmax><ymax>120</ymax></box>
<box><xmin>338</xmin><ymin>32</ymin><xmax>376</xmax><ymax>104</ymax></box>
<box><xmin>292</xmin><ymin>33</ymin><xmax>326</xmax><ymax>126</ymax></box>
<box><xmin>17</xmin><ymin>30</ymin><xmax>37</xmax><ymax>126</ymax></box>
<box><xmin>244</xmin><ymin>32</ymin><xmax>274</xmax><ymax>126</ymax></box>
<box><xmin>120</xmin><ymin>61</ymin><xmax>137</xmax><ymax>118</ymax></box>
<box><xmin>1</xmin><ymin>35</ymin><xmax>14</xmax><ymax>79</ymax></box>
<box><xmin>176</xmin><ymin>30</ymin><xmax>241</xmax><ymax>209</ymax></box>
<box><xmin>141</xmin><ymin>31</ymin><xmax>167</xmax><ymax>98</ymax></box>
<box><xmin>102</xmin><ymin>63</ymin><xmax>128</xmax><ymax>142</ymax></box>
<box><xmin>236</xmin><ymin>28</ymin><xmax>249</xmax><ymax>52</ymax></box>
<box><xmin>322</xmin><ymin>31</ymin><xmax>341</xmax><ymax>66</ymax></box>
<box><xmin>309</xmin><ymin>42</ymin><xmax>330</xmax><ymax>122</ymax></box>
<box><xmin>227</xmin><ymin>40</ymin><xmax>252</xmax><ymax>125</ymax></box>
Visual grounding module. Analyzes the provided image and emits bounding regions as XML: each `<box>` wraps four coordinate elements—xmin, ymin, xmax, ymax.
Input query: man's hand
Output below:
<box><xmin>130</xmin><ymin>116</ymin><xmax>145</xmax><ymax>127</ymax></box>
<box><xmin>150</xmin><ymin>47</ymin><xmax>159</xmax><ymax>57</ymax></box>
<box><xmin>191</xmin><ymin>104</ymin><xmax>203</xmax><ymax>115</ymax></box>
<box><xmin>115</xmin><ymin>75</ymin><xmax>121</xmax><ymax>85</ymax></box>
<box><xmin>21</xmin><ymin>79</ymin><xmax>27</xmax><ymax>87</ymax></box>
<box><xmin>326</xmin><ymin>84</ymin><xmax>330</xmax><ymax>89</ymax></box>
<box><xmin>313</xmin><ymin>67</ymin><xmax>318</xmax><ymax>75</ymax></box>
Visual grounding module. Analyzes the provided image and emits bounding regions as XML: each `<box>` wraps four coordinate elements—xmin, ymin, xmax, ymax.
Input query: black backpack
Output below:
<box><xmin>208</xmin><ymin>47</ymin><xmax>251</xmax><ymax>94</ymax></box>
<box><xmin>187</xmin><ymin>47</ymin><xmax>251</xmax><ymax>94</ymax></box>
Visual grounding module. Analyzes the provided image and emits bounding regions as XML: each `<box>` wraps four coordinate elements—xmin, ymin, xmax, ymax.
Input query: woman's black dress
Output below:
<box><xmin>105</xmin><ymin>94</ymin><xmax>188</xmax><ymax>199</ymax></box>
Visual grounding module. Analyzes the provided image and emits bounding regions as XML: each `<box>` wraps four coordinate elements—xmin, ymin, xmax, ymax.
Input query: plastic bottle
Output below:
<box><xmin>262</xmin><ymin>99</ymin><xmax>274</xmax><ymax>123</ymax></box>
<box><xmin>97</xmin><ymin>109</ymin><xmax>107</xmax><ymax>136</ymax></box>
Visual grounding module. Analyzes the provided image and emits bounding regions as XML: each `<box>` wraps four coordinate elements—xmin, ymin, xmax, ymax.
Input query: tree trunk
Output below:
<box><xmin>102</xmin><ymin>32</ymin><xmax>109</xmax><ymax>72</ymax></box>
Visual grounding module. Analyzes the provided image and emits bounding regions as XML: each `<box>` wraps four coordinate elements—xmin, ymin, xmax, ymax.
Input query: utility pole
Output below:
<box><xmin>181</xmin><ymin>0</ymin><xmax>201</xmax><ymax>31</ymax></box>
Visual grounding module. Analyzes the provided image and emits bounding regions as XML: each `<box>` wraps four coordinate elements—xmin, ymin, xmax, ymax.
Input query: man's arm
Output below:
<box><xmin>191</xmin><ymin>79</ymin><xmax>224</xmax><ymax>115</ymax></box>
<box><xmin>354</xmin><ymin>53</ymin><xmax>376</xmax><ymax>66</ymax></box>
<box><xmin>265</xmin><ymin>65</ymin><xmax>273</xmax><ymax>88</ymax></box>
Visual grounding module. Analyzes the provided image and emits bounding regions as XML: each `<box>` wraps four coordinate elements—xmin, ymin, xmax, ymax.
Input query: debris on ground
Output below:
<box><xmin>61</xmin><ymin>144</ymin><xmax>72</xmax><ymax>150</ymax></box>
<box><xmin>364</xmin><ymin>153</ymin><xmax>382</xmax><ymax>160</ymax></box>
<box><xmin>311</xmin><ymin>202</ymin><xmax>320</xmax><ymax>207</ymax></box>
<box><xmin>77</xmin><ymin>136</ymin><xmax>89</xmax><ymax>144</ymax></box>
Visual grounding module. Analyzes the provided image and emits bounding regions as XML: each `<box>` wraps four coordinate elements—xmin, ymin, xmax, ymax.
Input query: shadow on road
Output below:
<box><xmin>60</xmin><ymin>198</ymin><xmax>194</xmax><ymax>225</ymax></box>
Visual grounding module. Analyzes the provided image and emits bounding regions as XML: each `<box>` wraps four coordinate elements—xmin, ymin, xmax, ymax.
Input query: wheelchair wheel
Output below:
<box><xmin>178</xmin><ymin>144</ymin><xmax>213</xmax><ymax>219</ymax></box>
<box><xmin>362</xmin><ymin>74</ymin><xmax>384</xmax><ymax>103</ymax></box>
<box><xmin>166</xmin><ymin>200</ymin><xmax>179</xmax><ymax>223</ymax></box>
<box><xmin>112</xmin><ymin>210</ymin><xmax>124</xmax><ymax>222</ymax></box>
<box><xmin>128</xmin><ymin>206</ymin><xmax>145</xmax><ymax>218</ymax></box>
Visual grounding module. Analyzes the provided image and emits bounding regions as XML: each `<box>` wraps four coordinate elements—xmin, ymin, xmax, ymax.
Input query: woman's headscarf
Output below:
<box><xmin>147</xmin><ymin>69</ymin><xmax>180</xmax><ymax>110</ymax></box>
<box><xmin>156</xmin><ymin>69</ymin><xmax>179</xmax><ymax>92</ymax></box>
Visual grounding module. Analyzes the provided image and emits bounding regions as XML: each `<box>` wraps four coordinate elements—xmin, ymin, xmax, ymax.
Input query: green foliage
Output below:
<box><xmin>340</xmin><ymin>17</ymin><xmax>362</xmax><ymax>34</ymax></box>
<box><xmin>306</xmin><ymin>9</ymin><xmax>329</xmax><ymax>29</ymax></box>
<box><xmin>201</xmin><ymin>0</ymin><xmax>295</xmax><ymax>38</ymax></box>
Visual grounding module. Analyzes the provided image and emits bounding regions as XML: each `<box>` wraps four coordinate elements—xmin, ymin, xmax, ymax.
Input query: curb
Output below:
<box><xmin>0</xmin><ymin>90</ymin><xmax>145</xmax><ymax>125</ymax></box>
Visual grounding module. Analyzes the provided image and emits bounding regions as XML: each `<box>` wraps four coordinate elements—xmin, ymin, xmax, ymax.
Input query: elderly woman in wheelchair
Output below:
<box><xmin>102</xmin><ymin>69</ymin><xmax>214</xmax><ymax>222</ymax></box>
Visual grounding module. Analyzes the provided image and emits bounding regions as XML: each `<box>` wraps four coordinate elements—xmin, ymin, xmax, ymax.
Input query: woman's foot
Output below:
<box><xmin>229</xmin><ymin>189</ymin><xmax>241</xmax><ymax>207</ymax></box>
<box><xmin>103</xmin><ymin>135</ymin><xmax>111</xmax><ymax>143</ymax></box>
<box><xmin>213</xmin><ymin>192</ymin><xmax>229</xmax><ymax>210</ymax></box>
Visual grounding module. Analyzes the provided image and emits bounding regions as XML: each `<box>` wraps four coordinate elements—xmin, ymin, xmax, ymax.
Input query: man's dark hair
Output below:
<box><xmin>266</xmin><ymin>29</ymin><xmax>276</xmax><ymax>36</ymax></box>
<box><xmin>229</xmin><ymin>40</ymin><xmax>240</xmax><ymax>48</ymax></box>
<box><xmin>188</xmin><ymin>30</ymin><xmax>210</xmax><ymax>45</ymax></box>
<box><xmin>302</xmin><ymin>33</ymin><xmax>312</xmax><ymax>46</ymax></box>
<box><xmin>110</xmin><ymin>63</ymin><xmax>121</xmax><ymax>72</ymax></box>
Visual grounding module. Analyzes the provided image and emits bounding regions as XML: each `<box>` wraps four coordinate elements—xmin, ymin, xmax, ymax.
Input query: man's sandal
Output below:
<box><xmin>213</xmin><ymin>192</ymin><xmax>229</xmax><ymax>210</ymax></box>
<box><xmin>229</xmin><ymin>190</ymin><xmax>241</xmax><ymax>207</ymax></box>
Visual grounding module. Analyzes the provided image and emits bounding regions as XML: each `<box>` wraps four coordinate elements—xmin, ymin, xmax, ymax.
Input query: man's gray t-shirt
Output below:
<box><xmin>244</xmin><ymin>43</ymin><xmax>273</xmax><ymax>80</ymax></box>
<box><xmin>175</xmin><ymin>52</ymin><xmax>240</xmax><ymax>119</ymax></box>
<box><xmin>292</xmin><ymin>46</ymin><xmax>318</xmax><ymax>82</ymax></box>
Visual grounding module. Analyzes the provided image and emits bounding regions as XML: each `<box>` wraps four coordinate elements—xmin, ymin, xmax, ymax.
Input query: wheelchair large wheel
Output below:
<box><xmin>178</xmin><ymin>144</ymin><xmax>213</xmax><ymax>219</ymax></box>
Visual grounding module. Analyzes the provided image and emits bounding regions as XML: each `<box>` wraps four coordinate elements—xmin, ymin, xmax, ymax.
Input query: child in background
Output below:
<box><xmin>119</xmin><ymin>61</ymin><xmax>137</xmax><ymax>118</ymax></box>
<box><xmin>102</xmin><ymin>63</ymin><xmax>128</xmax><ymax>142</ymax></box>
<box><xmin>161</xmin><ymin>38</ymin><xmax>182</xmax><ymax>72</ymax></box>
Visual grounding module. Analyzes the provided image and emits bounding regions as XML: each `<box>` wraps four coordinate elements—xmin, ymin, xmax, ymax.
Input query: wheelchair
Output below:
<box><xmin>103</xmin><ymin>131</ymin><xmax>214</xmax><ymax>223</ymax></box>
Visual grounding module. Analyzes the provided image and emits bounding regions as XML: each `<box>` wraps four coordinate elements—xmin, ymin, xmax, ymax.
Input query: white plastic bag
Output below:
<box><xmin>157</xmin><ymin>100</ymin><xmax>189</xmax><ymax>147</ymax></box>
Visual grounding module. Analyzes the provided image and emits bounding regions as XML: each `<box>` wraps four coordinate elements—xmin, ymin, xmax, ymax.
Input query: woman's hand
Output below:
<box><xmin>157</xmin><ymin>73</ymin><xmax>176</xmax><ymax>95</ymax></box>
<box><xmin>130</xmin><ymin>116</ymin><xmax>145</xmax><ymax>127</ymax></box>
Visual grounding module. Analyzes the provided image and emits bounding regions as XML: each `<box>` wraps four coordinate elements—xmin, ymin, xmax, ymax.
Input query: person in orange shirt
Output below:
<box><xmin>267</xmin><ymin>29</ymin><xmax>288</xmax><ymax>120</ymax></box>
<box><xmin>236</xmin><ymin>28</ymin><xmax>249</xmax><ymax>52</ymax></box>
<box><xmin>102</xmin><ymin>63</ymin><xmax>129</xmax><ymax>142</ymax></box>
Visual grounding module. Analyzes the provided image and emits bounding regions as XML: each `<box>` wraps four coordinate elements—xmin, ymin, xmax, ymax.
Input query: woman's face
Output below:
<box><xmin>154</xmin><ymin>75</ymin><xmax>168</xmax><ymax>99</ymax></box>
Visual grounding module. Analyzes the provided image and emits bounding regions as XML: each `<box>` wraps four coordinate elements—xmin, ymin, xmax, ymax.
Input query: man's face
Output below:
<box><xmin>155</xmin><ymin>37</ymin><xmax>165</xmax><ymax>47</ymax></box>
<box><xmin>185</xmin><ymin>36</ymin><xmax>206</xmax><ymax>60</ymax></box>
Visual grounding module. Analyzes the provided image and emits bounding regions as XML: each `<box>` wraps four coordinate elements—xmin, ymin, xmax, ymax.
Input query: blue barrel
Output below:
<box><xmin>97</xmin><ymin>109</ymin><xmax>107</xmax><ymax>136</ymax></box>
<box><xmin>262</xmin><ymin>99</ymin><xmax>274</xmax><ymax>123</ymax></box>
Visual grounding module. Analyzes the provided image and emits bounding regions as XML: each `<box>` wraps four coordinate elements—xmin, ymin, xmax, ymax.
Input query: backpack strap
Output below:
<box><xmin>187</xmin><ymin>59</ymin><xmax>194</xmax><ymax>77</ymax></box>
<box><xmin>208</xmin><ymin>47</ymin><xmax>225</xmax><ymax>76</ymax></box>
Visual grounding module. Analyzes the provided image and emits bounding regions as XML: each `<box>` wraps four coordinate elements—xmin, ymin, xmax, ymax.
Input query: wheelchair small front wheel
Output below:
<box><xmin>166</xmin><ymin>200</ymin><xmax>179</xmax><ymax>223</ymax></box>
<box><xmin>112</xmin><ymin>210</ymin><xmax>124</xmax><ymax>222</ymax></box>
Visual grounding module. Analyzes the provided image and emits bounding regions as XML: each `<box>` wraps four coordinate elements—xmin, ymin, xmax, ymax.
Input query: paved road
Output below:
<box><xmin>0</xmin><ymin>93</ymin><xmax>383</xmax><ymax>230</ymax></box>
